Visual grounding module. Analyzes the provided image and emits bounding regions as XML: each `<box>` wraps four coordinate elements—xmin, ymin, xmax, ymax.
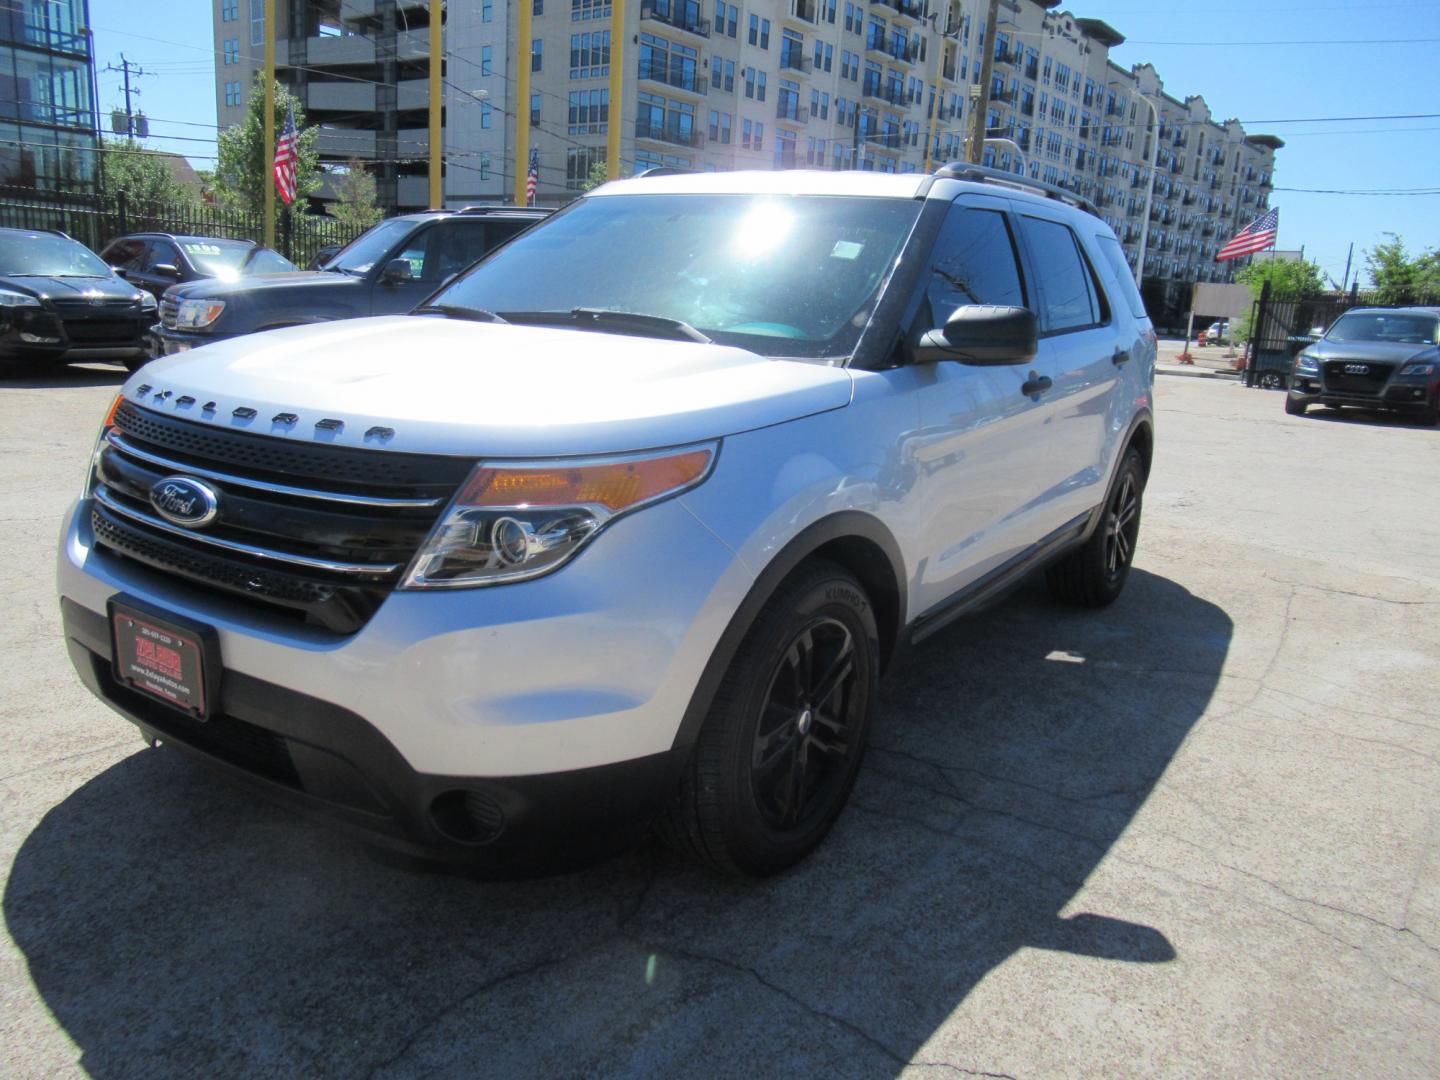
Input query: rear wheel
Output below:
<box><xmin>1046</xmin><ymin>447</ymin><xmax>1143</xmax><ymax>608</ymax></box>
<box><xmin>1285</xmin><ymin>395</ymin><xmax>1308</xmax><ymax>416</ymax></box>
<box><xmin>659</xmin><ymin>560</ymin><xmax>879</xmax><ymax>877</ymax></box>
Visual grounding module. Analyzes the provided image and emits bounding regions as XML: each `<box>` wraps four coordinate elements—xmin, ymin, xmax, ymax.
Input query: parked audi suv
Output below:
<box><xmin>1287</xmin><ymin>306</ymin><xmax>1440</xmax><ymax>423</ymax></box>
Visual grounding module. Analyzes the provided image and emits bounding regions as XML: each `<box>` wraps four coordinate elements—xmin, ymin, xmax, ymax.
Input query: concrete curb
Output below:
<box><xmin>1156</xmin><ymin>364</ymin><xmax>1241</xmax><ymax>380</ymax></box>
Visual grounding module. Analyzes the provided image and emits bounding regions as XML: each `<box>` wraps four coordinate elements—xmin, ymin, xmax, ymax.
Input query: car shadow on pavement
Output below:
<box><xmin>0</xmin><ymin>362</ymin><xmax>128</xmax><ymax>390</ymax></box>
<box><xmin>5</xmin><ymin>568</ymin><xmax>1229</xmax><ymax>1078</ymax></box>
<box><xmin>1300</xmin><ymin>406</ymin><xmax>1437</xmax><ymax>430</ymax></box>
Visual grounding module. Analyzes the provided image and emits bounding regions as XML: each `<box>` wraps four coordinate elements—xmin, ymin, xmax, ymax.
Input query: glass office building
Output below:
<box><xmin>0</xmin><ymin>0</ymin><xmax>100</xmax><ymax>191</ymax></box>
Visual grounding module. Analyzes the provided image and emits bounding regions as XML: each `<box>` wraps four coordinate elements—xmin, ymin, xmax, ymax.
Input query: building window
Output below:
<box><xmin>568</xmin><ymin>88</ymin><xmax>609</xmax><ymax>134</ymax></box>
<box><xmin>532</xmin><ymin>39</ymin><xmax>543</xmax><ymax>71</ymax></box>
<box><xmin>715</xmin><ymin>1</ymin><xmax>737</xmax><ymax>37</ymax></box>
<box><xmin>748</xmin><ymin>14</ymin><xmax>770</xmax><ymax>48</ymax></box>
<box><xmin>570</xmin><ymin>31</ymin><xmax>610</xmax><ymax>78</ymax></box>
<box><xmin>482</xmin><ymin>45</ymin><xmax>493</xmax><ymax>75</ymax></box>
<box><xmin>224</xmin><ymin>80</ymin><xmax>242</xmax><ymax>107</ymax></box>
<box><xmin>223</xmin><ymin>39</ymin><xmax>239</xmax><ymax>65</ymax></box>
<box><xmin>249</xmin><ymin>0</ymin><xmax>264</xmax><ymax>46</ymax></box>
<box><xmin>482</xmin><ymin>0</ymin><xmax>493</xmax><ymax>21</ymax></box>
<box><xmin>566</xmin><ymin>146</ymin><xmax>605</xmax><ymax>189</ymax></box>
<box><xmin>774</xmin><ymin>127</ymin><xmax>796</xmax><ymax>168</ymax></box>
<box><xmin>534</xmin><ymin>0</ymin><xmax>543</xmax><ymax>13</ymax></box>
<box><xmin>571</xmin><ymin>0</ymin><xmax>611</xmax><ymax>19</ymax></box>
<box><xmin>531</xmin><ymin>92</ymin><xmax>542</xmax><ymax>125</ymax></box>
<box><xmin>222</xmin><ymin>0</ymin><xmax>237</xmax><ymax>21</ymax></box>
<box><xmin>708</xmin><ymin>109</ymin><xmax>732</xmax><ymax>144</ymax></box>
<box><xmin>481</xmin><ymin>100</ymin><xmax>492</xmax><ymax>128</ymax></box>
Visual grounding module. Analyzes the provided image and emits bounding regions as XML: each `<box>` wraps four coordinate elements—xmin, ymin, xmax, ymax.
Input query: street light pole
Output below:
<box><xmin>1135</xmin><ymin>93</ymin><xmax>1159</xmax><ymax>286</ymax></box>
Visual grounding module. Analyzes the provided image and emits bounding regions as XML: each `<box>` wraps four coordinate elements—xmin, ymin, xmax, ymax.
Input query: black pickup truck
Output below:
<box><xmin>155</xmin><ymin>206</ymin><xmax>550</xmax><ymax>355</ymax></box>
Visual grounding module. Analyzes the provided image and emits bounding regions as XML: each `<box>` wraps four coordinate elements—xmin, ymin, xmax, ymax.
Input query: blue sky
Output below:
<box><xmin>87</xmin><ymin>0</ymin><xmax>1440</xmax><ymax>288</ymax></box>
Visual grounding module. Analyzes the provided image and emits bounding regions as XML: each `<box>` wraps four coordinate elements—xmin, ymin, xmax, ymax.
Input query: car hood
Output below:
<box><xmin>0</xmin><ymin>274</ymin><xmax>144</xmax><ymax>304</ymax></box>
<box><xmin>1308</xmin><ymin>339</ymin><xmax>1439</xmax><ymax>365</ymax></box>
<box><xmin>123</xmin><ymin>316</ymin><xmax>853</xmax><ymax>456</ymax></box>
<box><xmin>164</xmin><ymin>270</ymin><xmax>363</xmax><ymax>300</ymax></box>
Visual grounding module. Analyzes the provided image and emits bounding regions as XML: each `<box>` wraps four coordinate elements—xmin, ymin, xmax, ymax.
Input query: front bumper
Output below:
<box><xmin>157</xmin><ymin>327</ymin><xmax>234</xmax><ymax>354</ymax></box>
<box><xmin>1</xmin><ymin>310</ymin><xmax>152</xmax><ymax>361</ymax></box>
<box><xmin>1288</xmin><ymin>376</ymin><xmax>1435</xmax><ymax>412</ymax></box>
<box><xmin>58</xmin><ymin>493</ymin><xmax>754</xmax><ymax>857</ymax></box>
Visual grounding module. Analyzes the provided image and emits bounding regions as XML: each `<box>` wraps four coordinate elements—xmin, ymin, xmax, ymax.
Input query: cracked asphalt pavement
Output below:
<box><xmin>2</xmin><ymin>365</ymin><xmax>1437</xmax><ymax>1078</ymax></box>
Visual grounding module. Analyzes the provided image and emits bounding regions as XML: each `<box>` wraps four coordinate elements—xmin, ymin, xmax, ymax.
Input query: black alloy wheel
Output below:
<box><xmin>659</xmin><ymin>560</ymin><xmax>878</xmax><ymax>877</ymax></box>
<box><xmin>1104</xmin><ymin>469</ymin><xmax>1140</xmax><ymax>586</ymax></box>
<box><xmin>1046</xmin><ymin>446</ymin><xmax>1145</xmax><ymax>608</ymax></box>
<box><xmin>750</xmin><ymin>617</ymin><xmax>857</xmax><ymax>832</ymax></box>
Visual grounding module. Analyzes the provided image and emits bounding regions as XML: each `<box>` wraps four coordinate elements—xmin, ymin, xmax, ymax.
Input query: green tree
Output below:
<box><xmin>581</xmin><ymin>158</ymin><xmax>610</xmax><ymax>192</ymax></box>
<box><xmin>213</xmin><ymin>74</ymin><xmax>321</xmax><ymax>228</ymax></box>
<box><xmin>1364</xmin><ymin>234</ymin><xmax>1440</xmax><ymax>305</ymax></box>
<box><xmin>1235</xmin><ymin>256</ymin><xmax>1325</xmax><ymax>301</ymax></box>
<box><xmin>99</xmin><ymin>140</ymin><xmax>201</xmax><ymax>208</ymax></box>
<box><xmin>327</xmin><ymin>157</ymin><xmax>383</xmax><ymax>230</ymax></box>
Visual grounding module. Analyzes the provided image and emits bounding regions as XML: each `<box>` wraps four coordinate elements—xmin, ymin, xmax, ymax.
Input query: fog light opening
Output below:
<box><xmin>428</xmin><ymin>789</ymin><xmax>507</xmax><ymax>845</ymax></box>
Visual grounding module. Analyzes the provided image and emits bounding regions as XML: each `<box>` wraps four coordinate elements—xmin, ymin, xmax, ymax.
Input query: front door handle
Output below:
<box><xmin>1113</xmin><ymin>347</ymin><xmax>1131</xmax><ymax>365</ymax></box>
<box><xmin>1022</xmin><ymin>374</ymin><xmax>1053</xmax><ymax>397</ymax></box>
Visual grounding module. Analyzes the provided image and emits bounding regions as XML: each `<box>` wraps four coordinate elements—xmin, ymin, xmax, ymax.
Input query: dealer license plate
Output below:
<box><xmin>110</xmin><ymin>602</ymin><xmax>213</xmax><ymax>719</ymax></box>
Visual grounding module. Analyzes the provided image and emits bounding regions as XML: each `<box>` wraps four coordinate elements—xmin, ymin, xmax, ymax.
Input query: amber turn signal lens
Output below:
<box><xmin>102</xmin><ymin>393</ymin><xmax>123</xmax><ymax>428</ymax></box>
<box><xmin>457</xmin><ymin>448</ymin><xmax>714</xmax><ymax>511</ymax></box>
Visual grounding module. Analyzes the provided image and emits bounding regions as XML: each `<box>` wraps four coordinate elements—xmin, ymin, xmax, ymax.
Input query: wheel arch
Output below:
<box><xmin>667</xmin><ymin>511</ymin><xmax>907</xmax><ymax>769</ymax></box>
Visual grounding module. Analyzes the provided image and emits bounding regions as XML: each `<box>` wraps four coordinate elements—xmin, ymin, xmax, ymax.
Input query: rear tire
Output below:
<box><xmin>1046</xmin><ymin>447</ymin><xmax>1144</xmax><ymax>609</ymax></box>
<box><xmin>658</xmin><ymin>560</ymin><xmax>879</xmax><ymax>877</ymax></box>
<box><xmin>1285</xmin><ymin>395</ymin><xmax>1308</xmax><ymax>416</ymax></box>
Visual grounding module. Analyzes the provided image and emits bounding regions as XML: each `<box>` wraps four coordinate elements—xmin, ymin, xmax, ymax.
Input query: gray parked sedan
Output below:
<box><xmin>1287</xmin><ymin>306</ymin><xmax>1440</xmax><ymax>424</ymax></box>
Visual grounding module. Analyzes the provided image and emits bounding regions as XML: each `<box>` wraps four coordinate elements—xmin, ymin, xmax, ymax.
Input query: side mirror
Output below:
<box><xmin>382</xmin><ymin>257</ymin><xmax>414</xmax><ymax>284</ymax></box>
<box><xmin>914</xmin><ymin>304</ymin><xmax>1038</xmax><ymax>365</ymax></box>
<box><xmin>153</xmin><ymin>263</ymin><xmax>180</xmax><ymax>278</ymax></box>
<box><xmin>111</xmin><ymin>266</ymin><xmax>128</xmax><ymax>279</ymax></box>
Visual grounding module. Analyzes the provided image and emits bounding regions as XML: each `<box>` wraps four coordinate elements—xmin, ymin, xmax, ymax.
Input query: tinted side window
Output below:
<box><xmin>398</xmin><ymin>222</ymin><xmax>494</xmax><ymax>282</ymax></box>
<box><xmin>924</xmin><ymin>206</ymin><xmax>1025</xmax><ymax>326</ymax></box>
<box><xmin>103</xmin><ymin>238</ymin><xmax>146</xmax><ymax>270</ymax></box>
<box><xmin>1018</xmin><ymin>216</ymin><xmax>1100</xmax><ymax>333</ymax></box>
<box><xmin>1094</xmin><ymin>234</ymin><xmax>1146</xmax><ymax>319</ymax></box>
<box><xmin>144</xmin><ymin>240</ymin><xmax>180</xmax><ymax>273</ymax></box>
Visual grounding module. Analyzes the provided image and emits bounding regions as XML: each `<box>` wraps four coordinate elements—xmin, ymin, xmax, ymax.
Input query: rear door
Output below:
<box><xmin>1011</xmin><ymin>209</ymin><xmax>1123</xmax><ymax>529</ymax></box>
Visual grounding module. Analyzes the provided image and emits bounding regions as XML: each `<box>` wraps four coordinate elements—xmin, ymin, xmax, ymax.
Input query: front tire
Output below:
<box><xmin>1419</xmin><ymin>389</ymin><xmax>1440</xmax><ymax>426</ymax></box>
<box><xmin>1285</xmin><ymin>395</ymin><xmax>1308</xmax><ymax>416</ymax></box>
<box><xmin>1046</xmin><ymin>447</ymin><xmax>1144</xmax><ymax>608</ymax></box>
<box><xmin>659</xmin><ymin>560</ymin><xmax>879</xmax><ymax>877</ymax></box>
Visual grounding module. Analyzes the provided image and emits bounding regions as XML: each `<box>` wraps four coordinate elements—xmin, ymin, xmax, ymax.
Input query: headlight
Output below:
<box><xmin>401</xmin><ymin>443</ymin><xmax>718</xmax><ymax>589</ymax></box>
<box><xmin>138</xmin><ymin>291</ymin><xmax>157</xmax><ymax>311</ymax></box>
<box><xmin>175</xmin><ymin>298</ymin><xmax>226</xmax><ymax>329</ymax></box>
<box><xmin>0</xmin><ymin>288</ymin><xmax>41</xmax><ymax>307</ymax></box>
<box><xmin>1294</xmin><ymin>351</ymin><xmax>1320</xmax><ymax>374</ymax></box>
<box><xmin>1399</xmin><ymin>361</ymin><xmax>1435</xmax><ymax>376</ymax></box>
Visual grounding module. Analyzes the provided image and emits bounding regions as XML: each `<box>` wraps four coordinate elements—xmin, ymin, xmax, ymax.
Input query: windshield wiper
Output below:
<box><xmin>499</xmin><ymin>308</ymin><xmax>712</xmax><ymax>344</ymax></box>
<box><xmin>412</xmin><ymin>303</ymin><xmax>508</xmax><ymax>324</ymax></box>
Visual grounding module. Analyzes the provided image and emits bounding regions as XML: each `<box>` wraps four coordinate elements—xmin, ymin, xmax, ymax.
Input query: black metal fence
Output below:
<box><xmin>1243</xmin><ymin>285</ymin><xmax>1440</xmax><ymax>389</ymax></box>
<box><xmin>0</xmin><ymin>186</ymin><xmax>369</xmax><ymax>270</ymax></box>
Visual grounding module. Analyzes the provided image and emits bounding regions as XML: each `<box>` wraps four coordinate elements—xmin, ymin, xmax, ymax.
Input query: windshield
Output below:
<box><xmin>244</xmin><ymin>247</ymin><xmax>297</xmax><ymax>275</ymax></box>
<box><xmin>327</xmin><ymin>217</ymin><xmax>416</xmax><ymax>274</ymax></box>
<box><xmin>177</xmin><ymin>239</ymin><xmax>295</xmax><ymax>279</ymax></box>
<box><xmin>0</xmin><ymin>232</ymin><xmax>111</xmax><ymax>277</ymax></box>
<box><xmin>1326</xmin><ymin>312</ymin><xmax>1440</xmax><ymax>345</ymax></box>
<box><xmin>428</xmin><ymin>193</ymin><xmax>923</xmax><ymax>359</ymax></box>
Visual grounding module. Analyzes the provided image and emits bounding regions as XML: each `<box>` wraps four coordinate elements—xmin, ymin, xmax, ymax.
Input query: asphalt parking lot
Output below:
<box><xmin>2</xmin><ymin>364</ymin><xmax>1437</xmax><ymax>1078</ymax></box>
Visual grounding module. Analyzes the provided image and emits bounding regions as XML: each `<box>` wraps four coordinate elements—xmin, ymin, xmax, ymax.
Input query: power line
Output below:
<box><xmin>1125</xmin><ymin>37</ymin><xmax>1440</xmax><ymax>46</ymax></box>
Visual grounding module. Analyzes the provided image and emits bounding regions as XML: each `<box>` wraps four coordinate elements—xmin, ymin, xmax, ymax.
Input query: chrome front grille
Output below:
<box><xmin>91</xmin><ymin>400</ymin><xmax>472</xmax><ymax>633</ymax></box>
<box><xmin>159</xmin><ymin>296</ymin><xmax>178</xmax><ymax>329</ymax></box>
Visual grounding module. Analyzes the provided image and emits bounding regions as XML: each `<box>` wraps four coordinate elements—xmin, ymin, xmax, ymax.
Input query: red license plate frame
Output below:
<box><xmin>109</xmin><ymin>598</ymin><xmax>219</xmax><ymax>720</ymax></box>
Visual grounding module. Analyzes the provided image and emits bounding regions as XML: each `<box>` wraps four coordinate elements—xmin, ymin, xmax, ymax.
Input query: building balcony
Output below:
<box><xmin>784</xmin><ymin>0</ymin><xmax>820</xmax><ymax>25</ymax></box>
<box><xmin>635</xmin><ymin>118</ymin><xmax>705</xmax><ymax>147</ymax></box>
<box><xmin>1026</xmin><ymin>60</ymin><xmax>1040</xmax><ymax>80</ymax></box>
<box><xmin>306</xmin><ymin>81</ymin><xmax>377</xmax><ymax>113</ymax></box>
<box><xmin>865</xmin><ymin>29</ymin><xmax>889</xmax><ymax>56</ymax></box>
<box><xmin>776</xmin><ymin>100</ymin><xmax>809</xmax><ymax>124</ymax></box>
<box><xmin>639</xmin><ymin>1</ymin><xmax>711</xmax><ymax>39</ymax></box>
<box><xmin>992</xmin><ymin>87</ymin><xmax>1015</xmax><ymax>104</ymax></box>
<box><xmin>780</xmin><ymin>49</ymin><xmax>811</xmax><ymax>73</ymax></box>
<box><xmin>993</xmin><ymin>47</ymin><xmax>1021</xmax><ymax>67</ymax></box>
<box><xmin>861</xmin><ymin>77</ymin><xmax>906</xmax><ymax>107</ymax></box>
<box><xmin>314</xmin><ymin>127</ymin><xmax>377</xmax><ymax>158</ymax></box>
<box><xmin>638</xmin><ymin>59</ymin><xmax>708</xmax><ymax>96</ymax></box>
<box><xmin>872</xmin><ymin>0</ymin><xmax>927</xmax><ymax>24</ymax></box>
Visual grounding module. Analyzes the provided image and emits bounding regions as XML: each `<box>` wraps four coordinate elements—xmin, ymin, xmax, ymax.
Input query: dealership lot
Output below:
<box><xmin>1</xmin><ymin>367</ymin><xmax>1437</xmax><ymax>1078</ymax></box>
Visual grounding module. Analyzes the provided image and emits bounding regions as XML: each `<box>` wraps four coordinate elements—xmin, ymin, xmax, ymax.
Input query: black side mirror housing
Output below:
<box><xmin>153</xmin><ymin>263</ymin><xmax>180</xmax><ymax>278</ymax></box>
<box><xmin>382</xmin><ymin>258</ymin><xmax>414</xmax><ymax>284</ymax></box>
<box><xmin>111</xmin><ymin>266</ymin><xmax>128</xmax><ymax>279</ymax></box>
<box><xmin>913</xmin><ymin>304</ymin><xmax>1039</xmax><ymax>366</ymax></box>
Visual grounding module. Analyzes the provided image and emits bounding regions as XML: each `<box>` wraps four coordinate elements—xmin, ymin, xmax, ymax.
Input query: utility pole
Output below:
<box><xmin>606</xmin><ymin>0</ymin><xmax>627</xmax><ymax>180</ymax></box>
<box><xmin>263</xmin><ymin>0</ymin><xmax>276</xmax><ymax>249</ymax></box>
<box><xmin>515</xmin><ymin>0</ymin><xmax>532</xmax><ymax>202</ymax></box>
<box><xmin>1340</xmin><ymin>241</ymin><xmax>1354</xmax><ymax>293</ymax></box>
<box><xmin>923</xmin><ymin>13</ymin><xmax>949</xmax><ymax>173</ymax></box>
<box><xmin>429</xmin><ymin>0</ymin><xmax>443</xmax><ymax>207</ymax></box>
<box><xmin>966</xmin><ymin>0</ymin><xmax>1001</xmax><ymax>163</ymax></box>
<box><xmin>104</xmin><ymin>54</ymin><xmax>144</xmax><ymax>141</ymax></box>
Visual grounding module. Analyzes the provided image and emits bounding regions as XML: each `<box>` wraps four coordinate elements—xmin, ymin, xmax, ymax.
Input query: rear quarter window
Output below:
<box><xmin>1094</xmin><ymin>234</ymin><xmax>1147</xmax><ymax>320</ymax></box>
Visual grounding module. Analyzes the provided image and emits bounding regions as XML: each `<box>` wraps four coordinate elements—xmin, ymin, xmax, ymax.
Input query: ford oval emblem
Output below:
<box><xmin>149</xmin><ymin>476</ymin><xmax>219</xmax><ymax>528</ymax></box>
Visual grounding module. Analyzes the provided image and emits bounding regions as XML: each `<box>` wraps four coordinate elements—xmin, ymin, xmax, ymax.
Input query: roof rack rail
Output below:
<box><xmin>929</xmin><ymin>161</ymin><xmax>1100</xmax><ymax>218</ymax></box>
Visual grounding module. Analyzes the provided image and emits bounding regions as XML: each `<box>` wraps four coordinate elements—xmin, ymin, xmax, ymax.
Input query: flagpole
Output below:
<box><xmin>263</xmin><ymin>0</ymin><xmax>276</xmax><ymax>249</ymax></box>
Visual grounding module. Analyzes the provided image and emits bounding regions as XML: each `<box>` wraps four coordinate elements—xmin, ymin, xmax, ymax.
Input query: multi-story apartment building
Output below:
<box><xmin>215</xmin><ymin>0</ymin><xmax>1280</xmax><ymax>311</ymax></box>
<box><xmin>1</xmin><ymin>0</ymin><xmax>100</xmax><ymax>191</ymax></box>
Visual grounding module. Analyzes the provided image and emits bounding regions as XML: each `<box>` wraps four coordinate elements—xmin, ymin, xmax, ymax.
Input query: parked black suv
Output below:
<box><xmin>156</xmin><ymin>206</ymin><xmax>550</xmax><ymax>354</ymax></box>
<box><xmin>101</xmin><ymin>233</ymin><xmax>296</xmax><ymax>300</ymax></box>
<box><xmin>0</xmin><ymin>227</ymin><xmax>156</xmax><ymax>370</ymax></box>
<box><xmin>1287</xmin><ymin>306</ymin><xmax>1440</xmax><ymax>424</ymax></box>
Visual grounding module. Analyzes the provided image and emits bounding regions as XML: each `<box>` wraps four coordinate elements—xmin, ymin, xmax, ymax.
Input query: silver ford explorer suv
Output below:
<box><xmin>58</xmin><ymin>166</ymin><xmax>1156</xmax><ymax>877</ymax></box>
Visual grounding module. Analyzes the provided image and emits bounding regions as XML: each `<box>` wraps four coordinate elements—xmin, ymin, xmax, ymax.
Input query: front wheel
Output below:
<box><xmin>1285</xmin><ymin>395</ymin><xmax>1308</xmax><ymax>416</ymax></box>
<box><xmin>1046</xmin><ymin>447</ymin><xmax>1144</xmax><ymax>608</ymax></box>
<box><xmin>1418</xmin><ymin>389</ymin><xmax>1440</xmax><ymax>426</ymax></box>
<box><xmin>659</xmin><ymin>560</ymin><xmax>879</xmax><ymax>877</ymax></box>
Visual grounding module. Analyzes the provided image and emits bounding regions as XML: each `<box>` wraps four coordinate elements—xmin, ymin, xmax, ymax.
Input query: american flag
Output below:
<box><xmin>1215</xmin><ymin>207</ymin><xmax>1279</xmax><ymax>261</ymax></box>
<box><xmin>525</xmin><ymin>148</ymin><xmax>538</xmax><ymax>206</ymax></box>
<box><xmin>273</xmin><ymin>103</ymin><xmax>299</xmax><ymax>206</ymax></box>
